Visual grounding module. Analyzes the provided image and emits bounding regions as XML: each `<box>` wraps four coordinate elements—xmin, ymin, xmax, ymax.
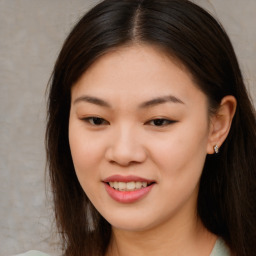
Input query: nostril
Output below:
<box><xmin>105</xmin><ymin>144</ymin><xmax>147</xmax><ymax>166</ymax></box>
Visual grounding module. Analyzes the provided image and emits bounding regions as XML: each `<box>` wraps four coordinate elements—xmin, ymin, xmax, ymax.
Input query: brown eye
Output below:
<box><xmin>147</xmin><ymin>118</ymin><xmax>176</xmax><ymax>127</ymax></box>
<box><xmin>84</xmin><ymin>117</ymin><xmax>109</xmax><ymax>126</ymax></box>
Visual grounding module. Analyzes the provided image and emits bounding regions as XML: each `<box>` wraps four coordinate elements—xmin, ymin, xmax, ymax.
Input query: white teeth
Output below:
<box><xmin>108</xmin><ymin>181</ymin><xmax>151</xmax><ymax>191</ymax></box>
<box><xmin>119</xmin><ymin>182</ymin><xmax>126</xmax><ymax>191</ymax></box>
<box><xmin>127</xmin><ymin>181</ymin><xmax>135</xmax><ymax>190</ymax></box>
<box><xmin>135</xmin><ymin>181</ymin><xmax>142</xmax><ymax>189</ymax></box>
<box><xmin>142</xmin><ymin>182</ymin><xmax>147</xmax><ymax>188</ymax></box>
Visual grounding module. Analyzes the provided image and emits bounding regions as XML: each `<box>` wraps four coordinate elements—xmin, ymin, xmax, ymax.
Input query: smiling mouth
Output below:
<box><xmin>107</xmin><ymin>181</ymin><xmax>154</xmax><ymax>191</ymax></box>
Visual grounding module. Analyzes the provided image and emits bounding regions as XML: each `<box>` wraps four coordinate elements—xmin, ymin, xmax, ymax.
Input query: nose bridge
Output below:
<box><xmin>105</xmin><ymin>122</ymin><xmax>146</xmax><ymax>165</ymax></box>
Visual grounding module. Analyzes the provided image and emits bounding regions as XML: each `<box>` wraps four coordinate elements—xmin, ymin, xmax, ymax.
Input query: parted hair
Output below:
<box><xmin>46</xmin><ymin>0</ymin><xmax>256</xmax><ymax>255</ymax></box>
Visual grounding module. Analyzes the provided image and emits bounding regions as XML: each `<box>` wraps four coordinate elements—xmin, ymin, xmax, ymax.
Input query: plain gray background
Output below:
<box><xmin>0</xmin><ymin>1</ymin><xmax>255</xmax><ymax>255</ymax></box>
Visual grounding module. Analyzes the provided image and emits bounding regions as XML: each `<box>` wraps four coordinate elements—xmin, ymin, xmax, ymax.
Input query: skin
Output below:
<box><xmin>69</xmin><ymin>44</ymin><xmax>236</xmax><ymax>255</ymax></box>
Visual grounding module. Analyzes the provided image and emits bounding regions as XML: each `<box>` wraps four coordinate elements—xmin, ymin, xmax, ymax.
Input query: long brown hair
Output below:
<box><xmin>46</xmin><ymin>0</ymin><xmax>256</xmax><ymax>255</ymax></box>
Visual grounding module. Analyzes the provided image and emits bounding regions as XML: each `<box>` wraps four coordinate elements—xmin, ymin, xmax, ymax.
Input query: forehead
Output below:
<box><xmin>71</xmin><ymin>44</ymin><xmax>206</xmax><ymax>107</ymax></box>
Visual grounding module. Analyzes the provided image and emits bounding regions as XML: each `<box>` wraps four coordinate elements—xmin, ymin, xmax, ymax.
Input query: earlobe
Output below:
<box><xmin>207</xmin><ymin>95</ymin><xmax>237</xmax><ymax>154</ymax></box>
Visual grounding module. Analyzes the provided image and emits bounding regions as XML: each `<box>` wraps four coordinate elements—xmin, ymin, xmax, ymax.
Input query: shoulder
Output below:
<box><xmin>14</xmin><ymin>251</ymin><xmax>50</xmax><ymax>256</ymax></box>
<box><xmin>210</xmin><ymin>238</ymin><xmax>231</xmax><ymax>256</ymax></box>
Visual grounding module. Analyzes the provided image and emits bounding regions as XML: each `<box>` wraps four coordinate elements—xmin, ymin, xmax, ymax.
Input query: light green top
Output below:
<box><xmin>14</xmin><ymin>251</ymin><xmax>50</xmax><ymax>256</ymax></box>
<box><xmin>15</xmin><ymin>238</ymin><xmax>230</xmax><ymax>256</ymax></box>
<box><xmin>210</xmin><ymin>238</ymin><xmax>231</xmax><ymax>256</ymax></box>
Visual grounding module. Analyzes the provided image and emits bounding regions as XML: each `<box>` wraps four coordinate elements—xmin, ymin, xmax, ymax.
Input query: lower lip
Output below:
<box><xmin>104</xmin><ymin>183</ymin><xmax>154</xmax><ymax>203</ymax></box>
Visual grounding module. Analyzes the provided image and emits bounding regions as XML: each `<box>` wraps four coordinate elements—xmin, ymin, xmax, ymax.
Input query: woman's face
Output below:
<box><xmin>69</xmin><ymin>44</ymin><xmax>213</xmax><ymax>232</ymax></box>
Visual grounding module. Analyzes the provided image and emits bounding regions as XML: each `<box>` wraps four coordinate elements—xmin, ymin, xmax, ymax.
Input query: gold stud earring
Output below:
<box><xmin>214</xmin><ymin>145</ymin><xmax>219</xmax><ymax>154</ymax></box>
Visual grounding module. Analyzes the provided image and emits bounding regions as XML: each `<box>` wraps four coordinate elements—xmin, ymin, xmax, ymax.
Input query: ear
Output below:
<box><xmin>207</xmin><ymin>95</ymin><xmax>237</xmax><ymax>154</ymax></box>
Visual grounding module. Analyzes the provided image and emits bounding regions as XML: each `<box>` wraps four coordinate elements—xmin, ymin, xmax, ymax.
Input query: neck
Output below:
<box><xmin>106</xmin><ymin>213</ymin><xmax>216</xmax><ymax>256</ymax></box>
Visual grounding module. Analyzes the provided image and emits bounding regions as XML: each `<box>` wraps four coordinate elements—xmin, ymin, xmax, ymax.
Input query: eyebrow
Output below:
<box><xmin>73</xmin><ymin>94</ymin><xmax>184</xmax><ymax>108</ymax></box>
<box><xmin>73</xmin><ymin>96</ymin><xmax>111</xmax><ymax>108</ymax></box>
<box><xmin>139</xmin><ymin>95</ymin><xmax>185</xmax><ymax>108</ymax></box>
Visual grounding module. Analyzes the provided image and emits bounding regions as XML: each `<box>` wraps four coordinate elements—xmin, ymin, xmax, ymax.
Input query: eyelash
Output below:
<box><xmin>82</xmin><ymin>117</ymin><xmax>109</xmax><ymax>126</ymax></box>
<box><xmin>82</xmin><ymin>117</ymin><xmax>176</xmax><ymax>127</ymax></box>
<box><xmin>146</xmin><ymin>118</ymin><xmax>176</xmax><ymax>127</ymax></box>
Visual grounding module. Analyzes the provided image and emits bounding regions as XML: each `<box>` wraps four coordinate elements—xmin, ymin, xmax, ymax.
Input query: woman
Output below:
<box><xmin>20</xmin><ymin>0</ymin><xmax>256</xmax><ymax>255</ymax></box>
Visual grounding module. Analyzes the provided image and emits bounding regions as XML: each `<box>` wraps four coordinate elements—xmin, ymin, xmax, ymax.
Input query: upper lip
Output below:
<box><xmin>103</xmin><ymin>175</ymin><xmax>155</xmax><ymax>183</ymax></box>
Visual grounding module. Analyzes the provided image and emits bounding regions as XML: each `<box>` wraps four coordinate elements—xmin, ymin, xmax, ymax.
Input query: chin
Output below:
<box><xmin>111</xmin><ymin>221</ymin><xmax>153</xmax><ymax>232</ymax></box>
<box><xmin>103</xmin><ymin>212</ymin><xmax>160</xmax><ymax>232</ymax></box>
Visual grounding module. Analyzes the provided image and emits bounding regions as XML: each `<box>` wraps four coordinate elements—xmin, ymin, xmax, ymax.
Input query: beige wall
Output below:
<box><xmin>0</xmin><ymin>1</ymin><xmax>255</xmax><ymax>255</ymax></box>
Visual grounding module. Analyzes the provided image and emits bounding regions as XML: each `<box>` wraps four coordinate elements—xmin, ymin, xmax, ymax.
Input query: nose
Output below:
<box><xmin>105</xmin><ymin>125</ymin><xmax>147</xmax><ymax>166</ymax></box>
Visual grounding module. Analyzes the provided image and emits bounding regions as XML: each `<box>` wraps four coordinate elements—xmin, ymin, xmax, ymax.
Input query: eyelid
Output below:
<box><xmin>80</xmin><ymin>116</ymin><xmax>176</xmax><ymax>127</ymax></box>
<box><xmin>81</xmin><ymin>116</ymin><xmax>110</xmax><ymax>126</ymax></box>
<box><xmin>145</xmin><ymin>117</ymin><xmax>177</xmax><ymax>127</ymax></box>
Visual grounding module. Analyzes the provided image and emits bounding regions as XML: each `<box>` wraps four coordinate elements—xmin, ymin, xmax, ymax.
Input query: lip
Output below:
<box><xmin>103</xmin><ymin>175</ymin><xmax>155</xmax><ymax>203</ymax></box>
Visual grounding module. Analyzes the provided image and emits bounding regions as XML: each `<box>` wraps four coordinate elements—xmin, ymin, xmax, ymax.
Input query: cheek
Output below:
<box><xmin>150</xmin><ymin>120</ymin><xmax>209</xmax><ymax>181</ymax></box>
<box><xmin>149</xmin><ymin>126</ymin><xmax>209</xmax><ymax>215</ymax></box>
<box><xmin>68</xmin><ymin>122</ymin><xmax>104</xmax><ymax>193</ymax></box>
<box><xmin>69</xmin><ymin>117</ymin><xmax>106</xmax><ymax>165</ymax></box>
<box><xmin>70</xmin><ymin>136</ymin><xmax>102</xmax><ymax>168</ymax></box>
<box><xmin>69</xmin><ymin>135</ymin><xmax>103</xmax><ymax>203</ymax></box>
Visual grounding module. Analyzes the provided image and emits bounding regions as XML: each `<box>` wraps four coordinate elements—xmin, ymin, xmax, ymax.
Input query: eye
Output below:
<box><xmin>83</xmin><ymin>117</ymin><xmax>109</xmax><ymax>126</ymax></box>
<box><xmin>146</xmin><ymin>118</ymin><xmax>176</xmax><ymax>127</ymax></box>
